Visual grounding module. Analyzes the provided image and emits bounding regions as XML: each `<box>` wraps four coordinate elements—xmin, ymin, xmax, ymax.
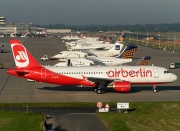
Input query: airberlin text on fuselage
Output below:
<box><xmin>107</xmin><ymin>68</ymin><xmax>152</xmax><ymax>78</ymax></box>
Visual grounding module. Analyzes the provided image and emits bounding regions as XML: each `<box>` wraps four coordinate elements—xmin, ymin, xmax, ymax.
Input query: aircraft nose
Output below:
<box><xmin>171</xmin><ymin>73</ymin><xmax>177</xmax><ymax>81</ymax></box>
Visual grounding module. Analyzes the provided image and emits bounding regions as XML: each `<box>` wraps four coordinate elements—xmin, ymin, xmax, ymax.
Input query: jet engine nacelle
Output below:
<box><xmin>113</xmin><ymin>81</ymin><xmax>131</xmax><ymax>93</ymax></box>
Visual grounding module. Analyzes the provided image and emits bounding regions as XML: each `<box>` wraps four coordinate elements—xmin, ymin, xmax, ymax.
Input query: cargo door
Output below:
<box><xmin>153</xmin><ymin>68</ymin><xmax>159</xmax><ymax>78</ymax></box>
<box><xmin>41</xmin><ymin>68</ymin><xmax>46</xmax><ymax>78</ymax></box>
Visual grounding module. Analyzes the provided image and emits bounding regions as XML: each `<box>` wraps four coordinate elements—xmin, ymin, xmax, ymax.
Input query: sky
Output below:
<box><xmin>1</xmin><ymin>0</ymin><xmax>180</xmax><ymax>25</ymax></box>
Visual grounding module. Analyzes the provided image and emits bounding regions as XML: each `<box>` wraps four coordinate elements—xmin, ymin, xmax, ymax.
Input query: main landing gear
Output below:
<box><xmin>152</xmin><ymin>84</ymin><xmax>157</xmax><ymax>92</ymax></box>
<box><xmin>93</xmin><ymin>87</ymin><xmax>102</xmax><ymax>94</ymax></box>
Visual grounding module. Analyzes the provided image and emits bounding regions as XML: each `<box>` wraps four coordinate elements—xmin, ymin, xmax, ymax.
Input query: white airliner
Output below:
<box><xmin>50</xmin><ymin>51</ymin><xmax>88</xmax><ymax>60</ymax></box>
<box><xmin>65</xmin><ymin>37</ymin><xmax>99</xmax><ymax>46</ymax></box>
<box><xmin>61</xmin><ymin>35</ymin><xmax>81</xmax><ymax>40</ymax></box>
<box><xmin>65</xmin><ymin>36</ymin><xmax>110</xmax><ymax>47</ymax></box>
<box><xmin>85</xmin><ymin>41</ymin><xmax>124</xmax><ymax>57</ymax></box>
<box><xmin>51</xmin><ymin>41</ymin><xmax>124</xmax><ymax>60</ymax></box>
<box><xmin>67</xmin><ymin>43</ymin><xmax>113</xmax><ymax>51</ymax></box>
<box><xmin>66</xmin><ymin>33</ymin><xmax>125</xmax><ymax>51</ymax></box>
<box><xmin>7</xmin><ymin>40</ymin><xmax>177</xmax><ymax>94</ymax></box>
<box><xmin>54</xmin><ymin>44</ymin><xmax>138</xmax><ymax>66</ymax></box>
<box><xmin>54</xmin><ymin>55</ymin><xmax>151</xmax><ymax>67</ymax></box>
<box><xmin>87</xmin><ymin>33</ymin><xmax>126</xmax><ymax>57</ymax></box>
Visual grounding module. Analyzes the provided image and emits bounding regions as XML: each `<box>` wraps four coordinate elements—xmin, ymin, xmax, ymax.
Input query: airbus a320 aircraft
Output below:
<box><xmin>7</xmin><ymin>40</ymin><xmax>177</xmax><ymax>94</ymax></box>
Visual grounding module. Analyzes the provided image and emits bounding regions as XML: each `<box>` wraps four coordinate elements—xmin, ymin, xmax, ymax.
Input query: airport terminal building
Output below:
<box><xmin>0</xmin><ymin>16</ymin><xmax>71</xmax><ymax>37</ymax></box>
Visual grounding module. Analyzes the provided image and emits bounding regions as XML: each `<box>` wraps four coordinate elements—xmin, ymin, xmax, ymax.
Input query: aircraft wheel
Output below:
<box><xmin>93</xmin><ymin>87</ymin><xmax>97</xmax><ymax>92</ymax></box>
<box><xmin>96</xmin><ymin>89</ymin><xmax>102</xmax><ymax>94</ymax></box>
<box><xmin>152</xmin><ymin>84</ymin><xmax>157</xmax><ymax>93</ymax></box>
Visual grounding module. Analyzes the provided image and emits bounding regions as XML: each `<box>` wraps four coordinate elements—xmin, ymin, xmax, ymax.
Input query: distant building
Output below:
<box><xmin>46</xmin><ymin>29</ymin><xmax>71</xmax><ymax>34</ymax></box>
<box><xmin>0</xmin><ymin>24</ymin><xmax>37</xmax><ymax>37</ymax></box>
<box><xmin>0</xmin><ymin>16</ymin><xmax>71</xmax><ymax>37</ymax></box>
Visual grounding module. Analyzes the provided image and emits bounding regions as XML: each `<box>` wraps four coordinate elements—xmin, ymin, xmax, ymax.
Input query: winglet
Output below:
<box><xmin>135</xmin><ymin>56</ymin><xmax>152</xmax><ymax>66</ymax></box>
<box><xmin>9</xmin><ymin>39</ymin><xmax>41</xmax><ymax>68</ymax></box>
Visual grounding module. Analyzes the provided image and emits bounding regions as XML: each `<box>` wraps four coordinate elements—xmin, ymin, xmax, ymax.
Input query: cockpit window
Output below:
<box><xmin>164</xmin><ymin>71</ymin><xmax>170</xmax><ymax>74</ymax></box>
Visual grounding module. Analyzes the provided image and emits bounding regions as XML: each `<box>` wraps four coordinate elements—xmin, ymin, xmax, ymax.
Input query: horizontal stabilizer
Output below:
<box><xmin>7</xmin><ymin>68</ymin><xmax>29</xmax><ymax>77</ymax></box>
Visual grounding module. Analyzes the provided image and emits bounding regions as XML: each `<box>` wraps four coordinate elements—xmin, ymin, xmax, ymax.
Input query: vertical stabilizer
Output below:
<box><xmin>116</xmin><ymin>44</ymin><xmax>138</xmax><ymax>59</ymax></box>
<box><xmin>118</xmin><ymin>33</ymin><xmax>126</xmax><ymax>42</ymax></box>
<box><xmin>107</xmin><ymin>41</ymin><xmax>124</xmax><ymax>53</ymax></box>
<box><xmin>135</xmin><ymin>56</ymin><xmax>152</xmax><ymax>66</ymax></box>
<box><xmin>10</xmin><ymin>40</ymin><xmax>41</xmax><ymax>68</ymax></box>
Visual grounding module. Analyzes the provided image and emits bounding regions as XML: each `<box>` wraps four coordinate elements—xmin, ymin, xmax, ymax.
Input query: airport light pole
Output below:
<box><xmin>137</xmin><ymin>31</ymin><xmax>138</xmax><ymax>44</ymax></box>
<box><xmin>158</xmin><ymin>32</ymin><xmax>161</xmax><ymax>49</ymax></box>
<box><xmin>146</xmin><ymin>31</ymin><xmax>148</xmax><ymax>46</ymax></box>
<box><xmin>173</xmin><ymin>31</ymin><xmax>176</xmax><ymax>52</ymax></box>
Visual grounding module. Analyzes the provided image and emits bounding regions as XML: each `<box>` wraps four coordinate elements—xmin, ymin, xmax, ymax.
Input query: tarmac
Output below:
<box><xmin>0</xmin><ymin>37</ymin><xmax>180</xmax><ymax>131</ymax></box>
<box><xmin>0</xmin><ymin>37</ymin><xmax>180</xmax><ymax>103</ymax></box>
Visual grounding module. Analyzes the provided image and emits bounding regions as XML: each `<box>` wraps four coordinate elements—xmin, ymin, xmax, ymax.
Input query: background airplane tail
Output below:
<box><xmin>116</xmin><ymin>44</ymin><xmax>138</xmax><ymax>59</ymax></box>
<box><xmin>118</xmin><ymin>32</ymin><xmax>126</xmax><ymax>42</ymax></box>
<box><xmin>10</xmin><ymin>40</ymin><xmax>42</xmax><ymax>68</ymax></box>
<box><xmin>107</xmin><ymin>41</ymin><xmax>124</xmax><ymax>53</ymax></box>
<box><xmin>135</xmin><ymin>56</ymin><xmax>152</xmax><ymax>66</ymax></box>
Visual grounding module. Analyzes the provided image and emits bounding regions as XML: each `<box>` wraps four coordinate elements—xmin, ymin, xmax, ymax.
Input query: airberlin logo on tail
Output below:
<box><xmin>15</xmin><ymin>51</ymin><xmax>27</xmax><ymax>62</ymax></box>
<box><xmin>12</xmin><ymin>44</ymin><xmax>29</xmax><ymax>67</ymax></box>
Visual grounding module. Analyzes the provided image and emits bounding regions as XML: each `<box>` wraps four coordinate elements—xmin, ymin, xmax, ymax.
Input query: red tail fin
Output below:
<box><xmin>10</xmin><ymin>40</ymin><xmax>41</xmax><ymax>68</ymax></box>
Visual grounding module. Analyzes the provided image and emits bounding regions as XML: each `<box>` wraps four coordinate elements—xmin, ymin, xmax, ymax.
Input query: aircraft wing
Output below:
<box><xmin>79</xmin><ymin>50</ymin><xmax>96</xmax><ymax>56</ymax></box>
<box><xmin>89</xmin><ymin>46</ymin><xmax>105</xmax><ymax>50</ymax></box>
<box><xmin>87</xmin><ymin>77</ymin><xmax>121</xmax><ymax>85</ymax></box>
<box><xmin>85</xmin><ymin>57</ymin><xmax>106</xmax><ymax>66</ymax></box>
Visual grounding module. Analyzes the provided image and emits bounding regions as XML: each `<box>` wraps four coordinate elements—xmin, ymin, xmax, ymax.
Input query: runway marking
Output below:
<box><xmin>0</xmin><ymin>74</ymin><xmax>10</xmax><ymax>95</ymax></box>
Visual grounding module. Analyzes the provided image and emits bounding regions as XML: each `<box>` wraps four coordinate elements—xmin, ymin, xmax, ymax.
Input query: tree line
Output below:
<box><xmin>36</xmin><ymin>23</ymin><xmax>180</xmax><ymax>32</ymax></box>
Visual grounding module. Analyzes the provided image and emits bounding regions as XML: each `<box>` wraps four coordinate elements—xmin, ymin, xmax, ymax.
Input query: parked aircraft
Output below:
<box><xmin>86</xmin><ymin>41</ymin><xmax>124</xmax><ymax>57</ymax></box>
<box><xmin>66</xmin><ymin>33</ymin><xmax>125</xmax><ymax>51</ymax></box>
<box><xmin>51</xmin><ymin>41</ymin><xmax>124</xmax><ymax>60</ymax></box>
<box><xmin>67</xmin><ymin>43</ymin><xmax>113</xmax><ymax>51</ymax></box>
<box><xmin>7</xmin><ymin>40</ymin><xmax>177</xmax><ymax>94</ymax></box>
<box><xmin>54</xmin><ymin>55</ymin><xmax>151</xmax><ymax>67</ymax></box>
<box><xmin>50</xmin><ymin>51</ymin><xmax>88</xmax><ymax>60</ymax></box>
<box><xmin>56</xmin><ymin>44</ymin><xmax>138</xmax><ymax>66</ymax></box>
<box><xmin>65</xmin><ymin>35</ymin><xmax>112</xmax><ymax>47</ymax></box>
<box><xmin>61</xmin><ymin>35</ymin><xmax>81</xmax><ymax>40</ymax></box>
<box><xmin>87</xmin><ymin>33</ymin><xmax>126</xmax><ymax>57</ymax></box>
